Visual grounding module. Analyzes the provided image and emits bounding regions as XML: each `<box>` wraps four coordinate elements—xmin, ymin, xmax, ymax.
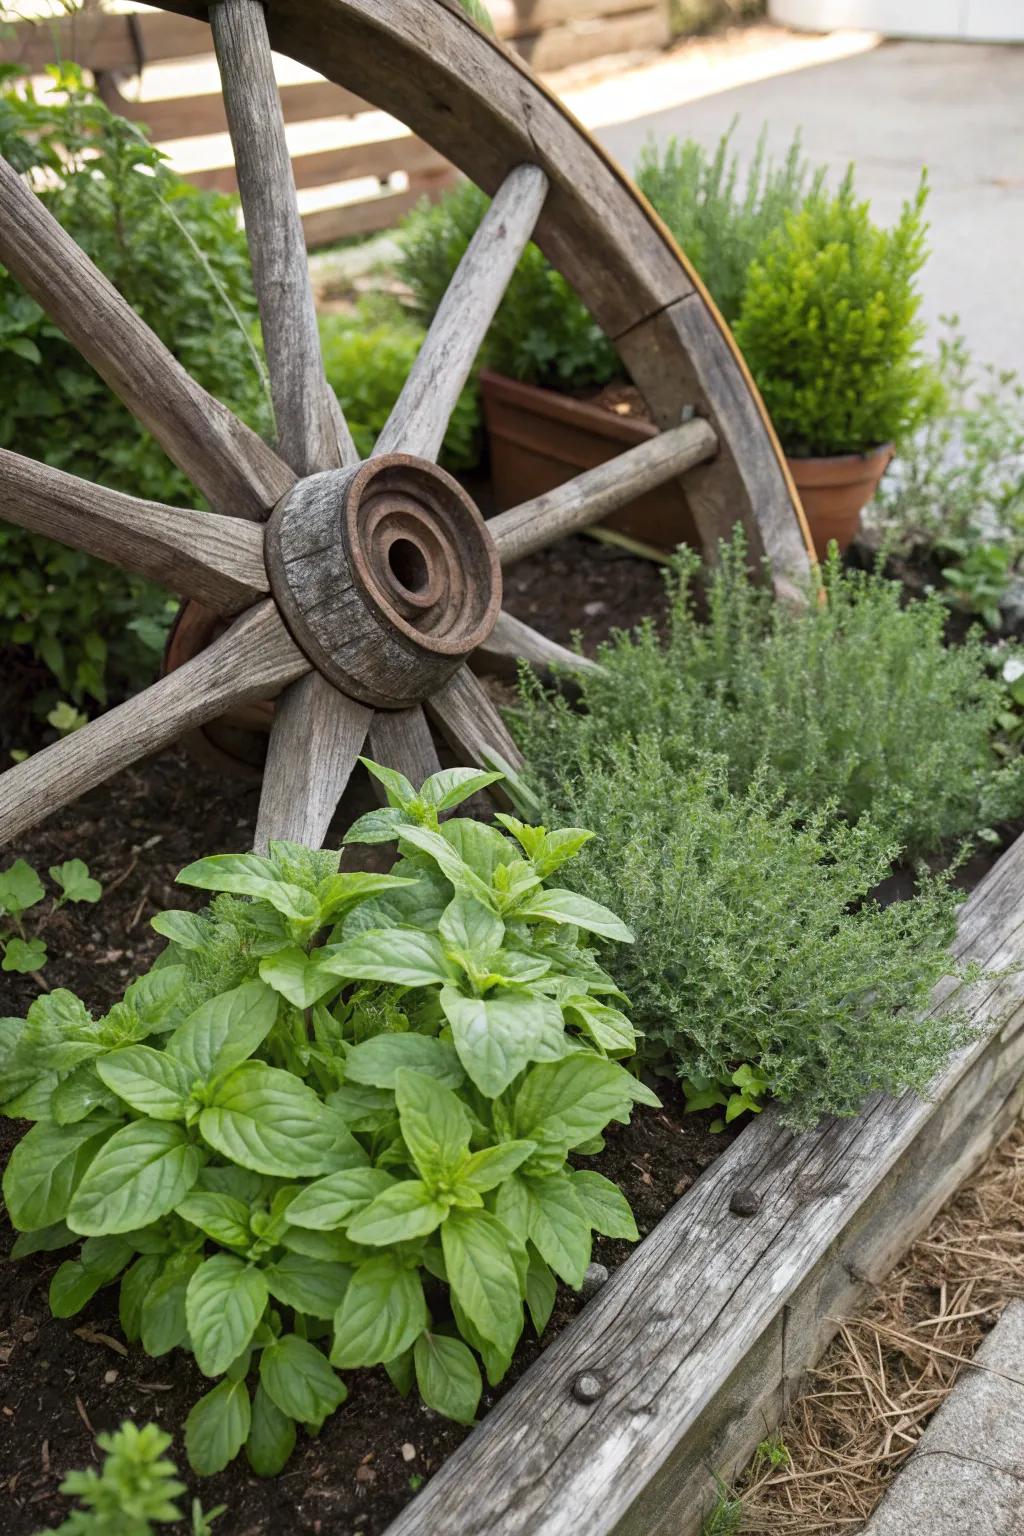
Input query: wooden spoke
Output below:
<box><xmin>254</xmin><ymin>674</ymin><xmax>372</xmax><ymax>852</ymax></box>
<box><xmin>0</xmin><ymin>156</ymin><xmax>294</xmax><ymax>522</ymax></box>
<box><xmin>368</xmin><ymin>706</ymin><xmax>443</xmax><ymax>794</ymax></box>
<box><xmin>0</xmin><ymin>602</ymin><xmax>308</xmax><ymax>845</ymax></box>
<box><xmin>211</xmin><ymin>0</ymin><xmax>358</xmax><ymax>476</ymax></box>
<box><xmin>473</xmin><ymin>610</ymin><xmax>602</xmax><ymax>678</ymax></box>
<box><xmin>488</xmin><ymin>417</ymin><xmax>718</xmax><ymax>566</ymax></box>
<box><xmin>426</xmin><ymin>665</ymin><xmax>524</xmax><ymax>775</ymax></box>
<box><xmin>0</xmin><ymin>448</ymin><xmax>268</xmax><ymax>615</ymax></box>
<box><xmin>375</xmin><ymin>163</ymin><xmax>550</xmax><ymax>462</ymax></box>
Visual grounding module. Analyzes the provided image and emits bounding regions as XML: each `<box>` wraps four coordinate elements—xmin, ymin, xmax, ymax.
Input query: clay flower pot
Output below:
<box><xmin>787</xmin><ymin>444</ymin><xmax>893</xmax><ymax>561</ymax></box>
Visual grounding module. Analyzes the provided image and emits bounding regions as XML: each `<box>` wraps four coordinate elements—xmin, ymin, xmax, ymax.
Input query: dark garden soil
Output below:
<box><xmin>0</xmin><ymin>536</ymin><xmax>698</xmax><ymax>1536</ymax></box>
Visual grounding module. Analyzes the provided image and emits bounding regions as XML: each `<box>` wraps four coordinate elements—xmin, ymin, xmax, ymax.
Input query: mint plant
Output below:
<box><xmin>0</xmin><ymin>856</ymin><xmax>102</xmax><ymax>975</ymax></box>
<box><xmin>40</xmin><ymin>1420</ymin><xmax>224</xmax><ymax>1536</ymax></box>
<box><xmin>3</xmin><ymin>764</ymin><xmax>652</xmax><ymax>1475</ymax></box>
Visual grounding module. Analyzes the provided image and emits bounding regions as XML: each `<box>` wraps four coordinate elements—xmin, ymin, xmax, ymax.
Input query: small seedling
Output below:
<box><xmin>701</xmin><ymin>1476</ymin><xmax>743</xmax><ymax>1536</ymax></box>
<box><xmin>40</xmin><ymin>1420</ymin><xmax>224</xmax><ymax>1535</ymax></box>
<box><xmin>0</xmin><ymin>857</ymin><xmax>103</xmax><ymax>975</ymax></box>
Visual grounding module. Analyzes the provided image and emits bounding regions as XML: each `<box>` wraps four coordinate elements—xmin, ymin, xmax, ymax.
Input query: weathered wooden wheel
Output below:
<box><xmin>0</xmin><ymin>0</ymin><xmax>814</xmax><ymax>852</ymax></box>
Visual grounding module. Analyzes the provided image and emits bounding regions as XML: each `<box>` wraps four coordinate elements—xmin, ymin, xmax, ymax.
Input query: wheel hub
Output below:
<box><xmin>265</xmin><ymin>453</ymin><xmax>502</xmax><ymax>709</ymax></box>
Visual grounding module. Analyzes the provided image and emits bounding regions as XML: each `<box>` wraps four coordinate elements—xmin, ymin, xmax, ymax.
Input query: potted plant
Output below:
<box><xmin>734</xmin><ymin>172</ymin><xmax>940</xmax><ymax>558</ymax></box>
<box><xmin>397</xmin><ymin>130</ymin><xmax>821</xmax><ymax>555</ymax></box>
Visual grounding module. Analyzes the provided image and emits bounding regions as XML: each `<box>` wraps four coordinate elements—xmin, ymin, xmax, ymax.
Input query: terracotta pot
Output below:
<box><xmin>479</xmin><ymin>369</ymin><xmax>698</xmax><ymax>558</ymax></box>
<box><xmin>787</xmin><ymin>444</ymin><xmax>893</xmax><ymax>561</ymax></box>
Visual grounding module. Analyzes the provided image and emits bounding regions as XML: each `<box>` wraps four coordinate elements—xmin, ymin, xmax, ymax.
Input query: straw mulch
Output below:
<box><xmin>734</xmin><ymin>1119</ymin><xmax>1024</xmax><ymax>1534</ymax></box>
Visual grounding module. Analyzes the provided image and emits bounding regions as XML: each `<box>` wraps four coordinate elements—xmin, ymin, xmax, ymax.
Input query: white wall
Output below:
<box><xmin>768</xmin><ymin>0</ymin><xmax>1024</xmax><ymax>42</ymax></box>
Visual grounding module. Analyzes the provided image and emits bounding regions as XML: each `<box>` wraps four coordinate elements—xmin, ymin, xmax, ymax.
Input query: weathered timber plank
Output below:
<box><xmin>375</xmin><ymin>163</ymin><xmax>549</xmax><ymax>462</ymax></box>
<box><xmin>368</xmin><ymin>706</ymin><xmax>443</xmax><ymax>793</ymax></box>
<box><xmin>212</xmin><ymin>0</ymin><xmax>357</xmax><ymax>475</ymax></box>
<box><xmin>0</xmin><ymin>155</ymin><xmax>294</xmax><ymax>522</ymax></box>
<box><xmin>472</xmin><ymin>610</ymin><xmax>602</xmax><ymax>677</ymax></box>
<box><xmin>0</xmin><ymin>601</ymin><xmax>309</xmax><ymax>845</ymax></box>
<box><xmin>488</xmin><ymin>417</ymin><xmax>717</xmax><ymax>565</ymax></box>
<box><xmin>382</xmin><ymin>827</ymin><xmax>1024</xmax><ymax>1536</ymax></box>
<box><xmin>0</xmin><ymin>447</ymin><xmax>267</xmax><ymax>614</ymax></box>
<box><xmin>300</xmin><ymin>175</ymin><xmax>455</xmax><ymax>248</ymax></box>
<box><xmin>511</xmin><ymin>7</ymin><xmax>670</xmax><ymax>72</ymax></box>
<box><xmin>254</xmin><ymin>673</ymin><xmax>372</xmax><ymax>852</ymax></box>
<box><xmin>95</xmin><ymin>74</ymin><xmax>366</xmax><ymax>143</ymax></box>
<box><xmin>186</xmin><ymin>132</ymin><xmax>450</xmax><ymax>196</ymax></box>
<box><xmin>425</xmin><ymin>666</ymin><xmax>525</xmax><ymax>778</ymax></box>
<box><xmin>0</xmin><ymin>9</ymin><xmax>210</xmax><ymax>75</ymax></box>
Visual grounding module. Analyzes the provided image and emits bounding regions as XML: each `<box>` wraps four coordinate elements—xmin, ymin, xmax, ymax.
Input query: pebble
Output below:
<box><xmin>103</xmin><ymin>1369</ymin><xmax>118</xmax><ymax>1385</ymax></box>
<box><xmin>581</xmin><ymin>1262</ymin><xmax>609</xmax><ymax>1299</ymax></box>
<box><xmin>401</xmin><ymin>1443</ymin><xmax>416</xmax><ymax>1462</ymax></box>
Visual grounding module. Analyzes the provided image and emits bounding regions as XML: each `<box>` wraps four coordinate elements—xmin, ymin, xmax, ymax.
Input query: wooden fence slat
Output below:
<box><xmin>95</xmin><ymin>73</ymin><xmax>367</xmax><ymax>142</ymax></box>
<box><xmin>299</xmin><ymin>173</ymin><xmax>456</xmax><ymax>248</ymax></box>
<box><xmin>187</xmin><ymin>133</ymin><xmax>451</xmax><ymax>196</ymax></box>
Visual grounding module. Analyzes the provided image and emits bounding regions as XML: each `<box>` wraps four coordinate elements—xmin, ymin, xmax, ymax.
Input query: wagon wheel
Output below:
<box><xmin>0</xmin><ymin>0</ymin><xmax>814</xmax><ymax>853</ymax></box>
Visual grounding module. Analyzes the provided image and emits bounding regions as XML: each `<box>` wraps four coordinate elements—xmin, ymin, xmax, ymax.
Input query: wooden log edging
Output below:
<box><xmin>383</xmin><ymin>831</ymin><xmax>1024</xmax><ymax>1536</ymax></box>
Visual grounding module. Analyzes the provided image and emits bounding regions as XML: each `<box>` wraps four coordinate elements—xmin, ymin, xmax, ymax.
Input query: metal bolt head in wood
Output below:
<box><xmin>265</xmin><ymin>454</ymin><xmax>503</xmax><ymax>709</ymax></box>
<box><xmin>572</xmin><ymin>1371</ymin><xmax>606</xmax><ymax>1404</ymax></box>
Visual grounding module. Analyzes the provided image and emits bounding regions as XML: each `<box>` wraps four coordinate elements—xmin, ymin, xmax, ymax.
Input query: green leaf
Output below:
<box><xmin>572</xmin><ymin>1170</ymin><xmax>638</xmax><ymax>1240</ymax></box>
<box><xmin>384</xmin><ymin>1348</ymin><xmax>415</xmax><ymax>1397</ymax></box>
<box><xmin>259</xmin><ymin>947</ymin><xmax>339</xmax><ymax>1009</ymax></box>
<box><xmin>395</xmin><ymin>1068</ymin><xmax>471</xmax><ymax>1185</ymax></box>
<box><xmin>141</xmin><ymin>1253</ymin><xmax>202</xmax><ymax>1356</ymax></box>
<box><xmin>3</xmin><ymin>1116</ymin><xmax>119</xmax><ymax>1231</ymax></box>
<box><xmin>398</xmin><ymin>824</ymin><xmax>495</xmax><ymax>906</ymax></box>
<box><xmin>439</xmin><ymin>893</ymin><xmax>504</xmax><ymax>958</ymax></box>
<box><xmin>96</xmin><ymin>1045</ymin><xmax>195</xmax><ymax>1120</ymax></box>
<box><xmin>175</xmin><ymin>1191</ymin><xmax>252</xmax><ymax>1250</ymax></box>
<box><xmin>263</xmin><ymin>1253</ymin><xmax>350</xmax><ymax>1318</ymax></box>
<box><xmin>320</xmin><ymin>929</ymin><xmax>457</xmax><ymax>988</ymax></box>
<box><xmin>345</xmin><ymin>1033</ymin><xmax>464</xmax><ymax>1091</ymax></box>
<box><xmin>187</xmin><ymin>1253</ymin><xmax>268</xmax><ymax>1377</ymax></box>
<box><xmin>246</xmin><ymin>1383</ymin><xmax>296</xmax><ymax>1477</ymax></box>
<box><xmin>3</xmin><ymin>935</ymin><xmax>47</xmax><ymax>973</ymax></box>
<box><xmin>513</xmin><ymin>1054</ymin><xmax>637</xmax><ymax>1157</ymax></box>
<box><xmin>359</xmin><ymin>756</ymin><xmax>417</xmax><ymax>809</ymax></box>
<box><xmin>119</xmin><ymin>1254</ymin><xmax>162</xmax><ymax>1343</ymax></box>
<box><xmin>345</xmin><ymin>1179</ymin><xmax>447</xmax><ymax>1246</ymax></box>
<box><xmin>285</xmin><ymin>1167</ymin><xmax>396</xmax><ymax>1231</ymax></box>
<box><xmin>49</xmin><ymin>859</ymin><xmax>102</xmax><ymax>904</ymax></box>
<box><xmin>566</xmin><ymin>995</ymin><xmax>636</xmax><ymax>1055</ymax></box>
<box><xmin>459</xmin><ymin>1140</ymin><xmax>536</xmax><ymax>1193</ymax></box>
<box><xmin>317</xmin><ymin>871</ymin><xmax>417</xmax><ymax>925</ymax></box>
<box><xmin>167</xmin><ymin>980</ymin><xmax>279</xmax><ymax>1081</ymax></box>
<box><xmin>413</xmin><ymin>1331</ymin><xmax>482</xmax><ymax>1424</ymax></box>
<box><xmin>176</xmin><ymin>854</ymin><xmax>319</xmax><ymax>924</ymax></box>
<box><xmin>185</xmin><ymin>1377</ymin><xmax>252</xmax><ymax>1476</ymax></box>
<box><xmin>50</xmin><ymin>1235</ymin><xmax>134</xmax><ymax>1317</ymax></box>
<box><xmin>522</xmin><ymin>1173</ymin><xmax>591</xmax><ymax>1287</ymax></box>
<box><xmin>342</xmin><ymin>806</ymin><xmax>409</xmax><ymax>845</ymax></box>
<box><xmin>51</xmin><ymin>1063</ymin><xmax>121</xmax><ymax>1125</ymax></box>
<box><xmin>442</xmin><ymin>1209</ymin><xmax>523</xmax><ymax>1357</ymax></box>
<box><xmin>0</xmin><ymin>858</ymin><xmax>45</xmax><ymax>915</ymax></box>
<box><xmin>525</xmin><ymin>1246</ymin><xmax>557</xmax><ymax>1335</ymax></box>
<box><xmin>330</xmin><ymin>1255</ymin><xmax>426</xmax><ymax>1368</ymax></box>
<box><xmin>67</xmin><ymin>1120</ymin><xmax>203</xmax><ymax>1236</ymax></box>
<box><xmin>199</xmin><ymin>1061</ymin><xmax>341</xmax><ymax>1178</ymax></box>
<box><xmin>441</xmin><ymin>986</ymin><xmax>564</xmax><ymax>1098</ymax></box>
<box><xmin>515</xmin><ymin>888</ymin><xmax>634</xmax><ymax>942</ymax></box>
<box><xmin>420</xmin><ymin>768</ymin><xmax>503</xmax><ymax>811</ymax></box>
<box><xmin>259</xmin><ymin>1333</ymin><xmax>347</xmax><ymax>1426</ymax></box>
<box><xmin>150</xmin><ymin>910</ymin><xmax>209</xmax><ymax>950</ymax></box>
<box><xmin>10</xmin><ymin>1220</ymin><xmax>74</xmax><ymax>1259</ymax></box>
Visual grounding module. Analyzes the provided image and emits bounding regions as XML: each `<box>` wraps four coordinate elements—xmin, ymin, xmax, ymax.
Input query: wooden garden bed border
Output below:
<box><xmin>384</xmin><ymin>832</ymin><xmax>1024</xmax><ymax>1536</ymax></box>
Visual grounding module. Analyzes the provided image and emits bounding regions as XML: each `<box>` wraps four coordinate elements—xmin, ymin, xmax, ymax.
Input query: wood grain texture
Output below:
<box><xmin>489</xmin><ymin>417</ymin><xmax>717</xmax><ymax>565</ymax></box>
<box><xmin>368</xmin><ymin>705</ymin><xmax>443</xmax><ymax>793</ymax></box>
<box><xmin>0</xmin><ymin>447</ymin><xmax>268</xmax><ymax>614</ymax></box>
<box><xmin>375</xmin><ymin>163</ymin><xmax>549</xmax><ymax>463</ymax></box>
<box><xmin>188</xmin><ymin>131</ymin><xmax>451</xmax><ymax>196</ymax></box>
<box><xmin>254</xmin><ymin>672</ymin><xmax>372</xmax><ymax>852</ymax></box>
<box><xmin>473</xmin><ymin>609</ymin><xmax>602</xmax><ymax>676</ymax></box>
<box><xmin>0</xmin><ymin>155</ymin><xmax>294</xmax><ymax>523</ymax></box>
<box><xmin>381</xmin><ymin>828</ymin><xmax>1024</xmax><ymax>1536</ymax></box>
<box><xmin>0</xmin><ymin>601</ymin><xmax>308</xmax><ymax>844</ymax></box>
<box><xmin>95</xmin><ymin>72</ymin><xmax>366</xmax><ymax>143</ymax></box>
<box><xmin>211</xmin><ymin>0</ymin><xmax>357</xmax><ymax>476</ymax></box>
<box><xmin>425</xmin><ymin>665</ymin><xmax>524</xmax><ymax>774</ymax></box>
<box><xmin>299</xmin><ymin>172</ymin><xmax>455</xmax><ymax>248</ymax></box>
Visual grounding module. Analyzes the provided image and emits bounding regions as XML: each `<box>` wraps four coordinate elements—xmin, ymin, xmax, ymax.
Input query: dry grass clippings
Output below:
<box><xmin>734</xmin><ymin>1121</ymin><xmax>1024</xmax><ymax>1534</ymax></box>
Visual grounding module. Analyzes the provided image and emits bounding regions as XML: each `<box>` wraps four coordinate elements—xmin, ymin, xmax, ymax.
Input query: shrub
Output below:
<box><xmin>319</xmin><ymin>298</ymin><xmax>481</xmax><ymax>469</ymax></box>
<box><xmin>511</xmin><ymin>531</ymin><xmax>1024</xmax><ymax>860</ymax></box>
<box><xmin>41</xmin><ymin>1421</ymin><xmax>224</xmax><ymax>1536</ymax></box>
<box><xmin>511</xmin><ymin>740</ymin><xmax>970</xmax><ymax>1129</ymax></box>
<box><xmin>635</xmin><ymin>124</ymin><xmax>823</xmax><ymax>324</ymax></box>
<box><xmin>0</xmin><ymin>65</ymin><xmax>269</xmax><ymax>710</ymax></box>
<box><xmin>734</xmin><ymin>171</ymin><xmax>940</xmax><ymax>455</ymax></box>
<box><xmin>397</xmin><ymin>179</ymin><xmax>619</xmax><ymax>391</ymax></box>
<box><xmin>2</xmin><ymin>763</ymin><xmax>653</xmax><ymax>1475</ymax></box>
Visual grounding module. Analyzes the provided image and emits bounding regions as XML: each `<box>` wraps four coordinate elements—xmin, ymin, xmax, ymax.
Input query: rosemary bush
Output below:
<box><xmin>512</xmin><ymin>531</ymin><xmax>1024</xmax><ymax>861</ymax></box>
<box><xmin>511</xmin><ymin>741</ymin><xmax>969</xmax><ymax>1129</ymax></box>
